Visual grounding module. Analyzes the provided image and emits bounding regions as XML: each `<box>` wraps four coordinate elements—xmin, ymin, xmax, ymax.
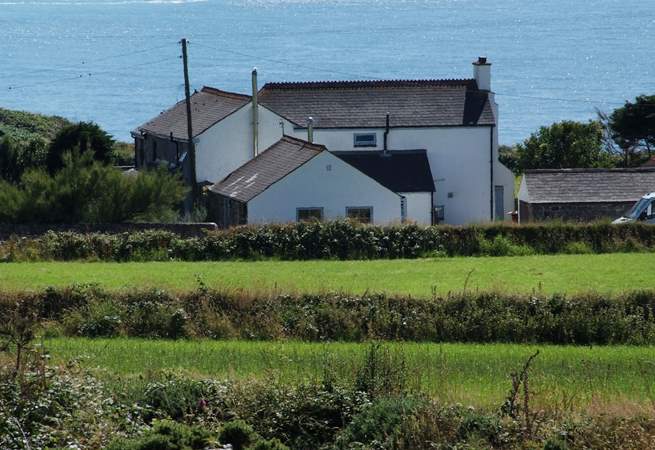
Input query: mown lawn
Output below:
<box><xmin>1</xmin><ymin>253</ymin><xmax>653</xmax><ymax>296</ymax></box>
<box><xmin>47</xmin><ymin>338</ymin><xmax>655</xmax><ymax>410</ymax></box>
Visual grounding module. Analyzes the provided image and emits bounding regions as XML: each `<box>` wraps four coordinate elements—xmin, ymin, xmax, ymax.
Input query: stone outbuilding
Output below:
<box><xmin>518</xmin><ymin>168</ymin><xmax>655</xmax><ymax>222</ymax></box>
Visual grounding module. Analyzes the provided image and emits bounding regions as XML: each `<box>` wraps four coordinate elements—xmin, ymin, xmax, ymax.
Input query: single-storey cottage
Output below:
<box><xmin>207</xmin><ymin>135</ymin><xmax>414</xmax><ymax>226</ymax></box>
<box><xmin>133</xmin><ymin>57</ymin><xmax>514</xmax><ymax>226</ymax></box>
<box><xmin>518</xmin><ymin>168</ymin><xmax>655</xmax><ymax>222</ymax></box>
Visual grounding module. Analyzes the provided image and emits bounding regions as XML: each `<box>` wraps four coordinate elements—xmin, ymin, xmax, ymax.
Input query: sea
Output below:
<box><xmin>1</xmin><ymin>0</ymin><xmax>653</xmax><ymax>144</ymax></box>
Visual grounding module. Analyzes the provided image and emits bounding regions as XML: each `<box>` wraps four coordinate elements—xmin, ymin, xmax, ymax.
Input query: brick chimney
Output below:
<box><xmin>473</xmin><ymin>56</ymin><xmax>491</xmax><ymax>91</ymax></box>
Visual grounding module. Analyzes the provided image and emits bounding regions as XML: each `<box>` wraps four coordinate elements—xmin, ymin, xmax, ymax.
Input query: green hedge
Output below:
<box><xmin>6</xmin><ymin>286</ymin><xmax>655</xmax><ymax>344</ymax></box>
<box><xmin>0</xmin><ymin>221</ymin><xmax>653</xmax><ymax>261</ymax></box>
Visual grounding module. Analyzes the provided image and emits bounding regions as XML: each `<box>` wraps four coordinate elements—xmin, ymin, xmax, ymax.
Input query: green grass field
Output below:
<box><xmin>47</xmin><ymin>338</ymin><xmax>655</xmax><ymax>410</ymax></box>
<box><xmin>1</xmin><ymin>253</ymin><xmax>653</xmax><ymax>295</ymax></box>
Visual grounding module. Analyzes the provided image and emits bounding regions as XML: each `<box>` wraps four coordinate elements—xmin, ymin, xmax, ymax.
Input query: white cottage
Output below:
<box><xmin>208</xmin><ymin>135</ymin><xmax>412</xmax><ymax>226</ymax></box>
<box><xmin>133</xmin><ymin>57</ymin><xmax>514</xmax><ymax>225</ymax></box>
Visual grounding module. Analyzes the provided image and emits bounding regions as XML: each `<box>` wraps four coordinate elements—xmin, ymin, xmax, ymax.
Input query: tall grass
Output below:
<box><xmin>47</xmin><ymin>338</ymin><xmax>655</xmax><ymax>410</ymax></box>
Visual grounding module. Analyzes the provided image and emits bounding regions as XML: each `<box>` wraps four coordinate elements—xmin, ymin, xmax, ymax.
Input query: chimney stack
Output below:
<box><xmin>473</xmin><ymin>56</ymin><xmax>491</xmax><ymax>91</ymax></box>
<box><xmin>251</xmin><ymin>68</ymin><xmax>259</xmax><ymax>157</ymax></box>
<box><xmin>307</xmin><ymin>117</ymin><xmax>314</xmax><ymax>143</ymax></box>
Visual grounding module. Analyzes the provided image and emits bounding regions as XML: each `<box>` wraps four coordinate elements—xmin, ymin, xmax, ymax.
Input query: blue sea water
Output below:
<box><xmin>1</xmin><ymin>0</ymin><xmax>653</xmax><ymax>144</ymax></box>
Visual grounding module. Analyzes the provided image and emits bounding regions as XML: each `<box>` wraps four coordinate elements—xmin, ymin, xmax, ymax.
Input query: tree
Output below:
<box><xmin>513</xmin><ymin>120</ymin><xmax>612</xmax><ymax>172</ymax></box>
<box><xmin>607</xmin><ymin>95</ymin><xmax>655</xmax><ymax>165</ymax></box>
<box><xmin>46</xmin><ymin>121</ymin><xmax>114</xmax><ymax>172</ymax></box>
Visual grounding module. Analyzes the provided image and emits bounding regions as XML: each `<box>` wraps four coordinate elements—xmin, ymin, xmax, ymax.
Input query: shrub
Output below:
<box><xmin>139</xmin><ymin>373</ymin><xmax>223</xmax><ymax>422</ymax></box>
<box><xmin>479</xmin><ymin>234</ymin><xmax>535</xmax><ymax>256</ymax></box>
<box><xmin>333</xmin><ymin>397</ymin><xmax>423</xmax><ymax>449</ymax></box>
<box><xmin>0</xmin><ymin>153</ymin><xmax>187</xmax><ymax>224</ymax></box>
<box><xmin>62</xmin><ymin>299</ymin><xmax>123</xmax><ymax>337</ymax></box>
<box><xmin>562</xmin><ymin>241</ymin><xmax>593</xmax><ymax>254</ymax></box>
<box><xmin>106</xmin><ymin>420</ymin><xmax>215</xmax><ymax>450</ymax></box>
<box><xmin>249</xmin><ymin>438</ymin><xmax>290</xmax><ymax>450</ymax></box>
<box><xmin>219</xmin><ymin>420</ymin><xmax>257</xmax><ymax>450</ymax></box>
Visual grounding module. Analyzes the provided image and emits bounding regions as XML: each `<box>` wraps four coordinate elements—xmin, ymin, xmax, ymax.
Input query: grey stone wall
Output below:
<box><xmin>523</xmin><ymin>201</ymin><xmax>633</xmax><ymax>222</ymax></box>
<box><xmin>0</xmin><ymin>223</ymin><xmax>218</xmax><ymax>239</ymax></box>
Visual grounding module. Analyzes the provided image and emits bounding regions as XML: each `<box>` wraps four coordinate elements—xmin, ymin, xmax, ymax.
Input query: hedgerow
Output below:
<box><xmin>4</xmin><ymin>347</ymin><xmax>655</xmax><ymax>450</ymax></box>
<box><xmin>0</xmin><ymin>221</ymin><xmax>653</xmax><ymax>261</ymax></box>
<box><xmin>5</xmin><ymin>286</ymin><xmax>655</xmax><ymax>345</ymax></box>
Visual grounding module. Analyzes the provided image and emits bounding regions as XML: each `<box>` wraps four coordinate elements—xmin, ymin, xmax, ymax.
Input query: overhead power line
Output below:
<box><xmin>0</xmin><ymin>42</ymin><xmax>176</xmax><ymax>80</ymax></box>
<box><xmin>6</xmin><ymin>56</ymin><xmax>176</xmax><ymax>91</ymax></box>
<box><xmin>192</xmin><ymin>41</ymin><xmax>383</xmax><ymax>81</ymax></box>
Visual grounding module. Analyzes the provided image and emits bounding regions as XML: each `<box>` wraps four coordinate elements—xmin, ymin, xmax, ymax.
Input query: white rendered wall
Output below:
<box><xmin>401</xmin><ymin>192</ymin><xmax>432</xmax><ymax>225</ymax></box>
<box><xmin>284</xmin><ymin>126</ymin><xmax>509</xmax><ymax>224</ymax></box>
<box><xmin>248</xmin><ymin>152</ymin><xmax>402</xmax><ymax>225</ymax></box>
<box><xmin>195</xmin><ymin>104</ymin><xmax>253</xmax><ymax>184</ymax></box>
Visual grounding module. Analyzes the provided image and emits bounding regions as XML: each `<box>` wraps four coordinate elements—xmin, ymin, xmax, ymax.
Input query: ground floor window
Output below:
<box><xmin>346</xmin><ymin>206</ymin><xmax>373</xmax><ymax>224</ymax></box>
<box><xmin>297</xmin><ymin>207</ymin><xmax>324</xmax><ymax>222</ymax></box>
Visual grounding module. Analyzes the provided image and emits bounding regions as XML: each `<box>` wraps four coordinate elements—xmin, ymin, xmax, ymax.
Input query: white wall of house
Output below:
<box><xmin>247</xmin><ymin>151</ymin><xmax>402</xmax><ymax>225</ymax></box>
<box><xmin>282</xmin><ymin>125</ymin><xmax>513</xmax><ymax>225</ymax></box>
<box><xmin>401</xmin><ymin>192</ymin><xmax>432</xmax><ymax>225</ymax></box>
<box><xmin>195</xmin><ymin>103</ymin><xmax>514</xmax><ymax>225</ymax></box>
<box><xmin>195</xmin><ymin>104</ymin><xmax>253</xmax><ymax>184</ymax></box>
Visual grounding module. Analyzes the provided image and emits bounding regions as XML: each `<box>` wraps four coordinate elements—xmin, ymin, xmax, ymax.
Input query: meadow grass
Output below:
<box><xmin>47</xmin><ymin>338</ymin><xmax>655</xmax><ymax>411</ymax></box>
<box><xmin>2</xmin><ymin>253</ymin><xmax>654</xmax><ymax>295</ymax></box>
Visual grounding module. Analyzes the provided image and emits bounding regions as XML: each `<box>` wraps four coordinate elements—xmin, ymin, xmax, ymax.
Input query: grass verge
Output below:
<box><xmin>1</xmin><ymin>252</ymin><xmax>654</xmax><ymax>295</ymax></box>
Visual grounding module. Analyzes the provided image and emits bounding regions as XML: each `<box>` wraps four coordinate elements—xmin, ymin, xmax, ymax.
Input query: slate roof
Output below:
<box><xmin>333</xmin><ymin>150</ymin><xmax>435</xmax><ymax>193</ymax></box>
<box><xmin>134</xmin><ymin>87</ymin><xmax>250</xmax><ymax>140</ymax></box>
<box><xmin>258</xmin><ymin>79</ymin><xmax>494</xmax><ymax>128</ymax></box>
<box><xmin>209</xmin><ymin>135</ymin><xmax>325</xmax><ymax>202</ymax></box>
<box><xmin>522</xmin><ymin>168</ymin><xmax>655</xmax><ymax>203</ymax></box>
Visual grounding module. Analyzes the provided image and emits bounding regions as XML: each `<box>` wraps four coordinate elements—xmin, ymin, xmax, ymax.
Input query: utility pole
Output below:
<box><xmin>180</xmin><ymin>38</ymin><xmax>198</xmax><ymax>202</ymax></box>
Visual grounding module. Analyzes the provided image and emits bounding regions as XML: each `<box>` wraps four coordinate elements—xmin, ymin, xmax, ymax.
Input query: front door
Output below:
<box><xmin>494</xmin><ymin>185</ymin><xmax>505</xmax><ymax>221</ymax></box>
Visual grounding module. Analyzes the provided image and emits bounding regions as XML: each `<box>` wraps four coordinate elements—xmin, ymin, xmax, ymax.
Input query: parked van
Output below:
<box><xmin>613</xmin><ymin>192</ymin><xmax>655</xmax><ymax>224</ymax></box>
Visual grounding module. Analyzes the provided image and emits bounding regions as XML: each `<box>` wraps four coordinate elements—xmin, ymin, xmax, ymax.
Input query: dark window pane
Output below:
<box><xmin>346</xmin><ymin>207</ymin><xmax>372</xmax><ymax>224</ymax></box>
<box><xmin>297</xmin><ymin>208</ymin><xmax>323</xmax><ymax>222</ymax></box>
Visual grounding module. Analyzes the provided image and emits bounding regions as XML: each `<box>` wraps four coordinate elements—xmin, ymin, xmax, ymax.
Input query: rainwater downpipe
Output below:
<box><xmin>383</xmin><ymin>112</ymin><xmax>390</xmax><ymax>154</ymax></box>
<box><xmin>489</xmin><ymin>125</ymin><xmax>495</xmax><ymax>221</ymax></box>
<box><xmin>251</xmin><ymin>68</ymin><xmax>259</xmax><ymax>157</ymax></box>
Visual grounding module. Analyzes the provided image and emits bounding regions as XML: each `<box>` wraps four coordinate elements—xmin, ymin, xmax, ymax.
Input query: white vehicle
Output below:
<box><xmin>613</xmin><ymin>192</ymin><xmax>655</xmax><ymax>224</ymax></box>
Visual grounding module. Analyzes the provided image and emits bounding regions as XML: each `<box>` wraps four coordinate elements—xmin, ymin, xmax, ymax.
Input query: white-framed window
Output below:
<box><xmin>296</xmin><ymin>207</ymin><xmax>324</xmax><ymax>222</ymax></box>
<box><xmin>346</xmin><ymin>206</ymin><xmax>373</xmax><ymax>224</ymax></box>
<box><xmin>353</xmin><ymin>133</ymin><xmax>377</xmax><ymax>147</ymax></box>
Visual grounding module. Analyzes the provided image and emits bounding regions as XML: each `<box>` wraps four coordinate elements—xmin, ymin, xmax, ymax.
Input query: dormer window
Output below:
<box><xmin>354</xmin><ymin>133</ymin><xmax>376</xmax><ymax>148</ymax></box>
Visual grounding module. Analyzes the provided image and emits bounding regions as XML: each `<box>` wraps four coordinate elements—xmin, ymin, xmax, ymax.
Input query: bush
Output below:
<box><xmin>333</xmin><ymin>397</ymin><xmax>423</xmax><ymax>449</ymax></box>
<box><xmin>249</xmin><ymin>438</ymin><xmax>290</xmax><ymax>450</ymax></box>
<box><xmin>62</xmin><ymin>299</ymin><xmax>123</xmax><ymax>337</ymax></box>
<box><xmin>1</xmin><ymin>221</ymin><xmax>654</xmax><ymax>262</ymax></box>
<box><xmin>219</xmin><ymin>420</ymin><xmax>257</xmax><ymax>450</ymax></box>
<box><xmin>479</xmin><ymin>234</ymin><xmax>535</xmax><ymax>256</ymax></box>
<box><xmin>139</xmin><ymin>372</ymin><xmax>227</xmax><ymax>422</ymax></box>
<box><xmin>106</xmin><ymin>420</ymin><xmax>215</xmax><ymax>450</ymax></box>
<box><xmin>0</xmin><ymin>153</ymin><xmax>187</xmax><ymax>224</ymax></box>
<box><xmin>562</xmin><ymin>241</ymin><xmax>593</xmax><ymax>254</ymax></box>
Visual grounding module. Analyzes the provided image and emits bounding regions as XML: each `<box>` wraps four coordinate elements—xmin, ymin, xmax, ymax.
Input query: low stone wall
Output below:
<box><xmin>521</xmin><ymin>201</ymin><xmax>632</xmax><ymax>222</ymax></box>
<box><xmin>0</xmin><ymin>222</ymin><xmax>218</xmax><ymax>239</ymax></box>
